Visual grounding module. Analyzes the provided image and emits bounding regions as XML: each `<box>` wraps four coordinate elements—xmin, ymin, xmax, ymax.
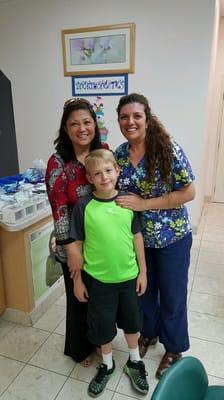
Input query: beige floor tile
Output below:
<box><xmin>198</xmin><ymin>250</ymin><xmax>224</xmax><ymax>265</ymax></box>
<box><xmin>113</xmin><ymin>394</ymin><xmax>140</xmax><ymax>400</ymax></box>
<box><xmin>189</xmin><ymin>259</ymin><xmax>197</xmax><ymax>275</ymax></box>
<box><xmin>190</xmin><ymin>248</ymin><xmax>199</xmax><ymax>262</ymax></box>
<box><xmin>186</xmin><ymin>337</ymin><xmax>224</xmax><ymax>379</ymax></box>
<box><xmin>54</xmin><ymin>318</ymin><xmax>66</xmax><ymax>335</ymax></box>
<box><xmin>203</xmin><ymin>224</ymin><xmax>224</xmax><ymax>234</ymax></box>
<box><xmin>202</xmin><ymin>232</ymin><xmax>224</xmax><ymax>243</ymax></box>
<box><xmin>192</xmin><ymin>275</ymin><xmax>224</xmax><ymax>297</ymax></box>
<box><xmin>208</xmin><ymin>375</ymin><xmax>224</xmax><ymax>385</ymax></box>
<box><xmin>192</xmin><ymin>237</ymin><xmax>201</xmax><ymax>250</ymax></box>
<box><xmin>188</xmin><ymin>271</ymin><xmax>194</xmax><ymax>294</ymax></box>
<box><xmin>0</xmin><ymin>326</ymin><xmax>49</xmax><ymax>362</ymax></box>
<box><xmin>0</xmin><ymin>320</ymin><xmax>16</xmax><ymax>341</ymax></box>
<box><xmin>200</xmin><ymin>240</ymin><xmax>224</xmax><ymax>253</ymax></box>
<box><xmin>33</xmin><ymin>304</ymin><xmax>65</xmax><ymax>332</ymax></box>
<box><xmin>196</xmin><ymin>261</ymin><xmax>224</xmax><ymax>279</ymax></box>
<box><xmin>189</xmin><ymin>292</ymin><xmax>224</xmax><ymax>318</ymax></box>
<box><xmin>55</xmin><ymin>293</ymin><xmax>66</xmax><ymax>307</ymax></box>
<box><xmin>55</xmin><ymin>377</ymin><xmax>114</xmax><ymax>400</ymax></box>
<box><xmin>29</xmin><ymin>333</ymin><xmax>75</xmax><ymax>375</ymax></box>
<box><xmin>196</xmin><ymin>215</ymin><xmax>206</xmax><ymax>230</ymax></box>
<box><xmin>206</xmin><ymin>202</ymin><xmax>224</xmax><ymax>211</ymax></box>
<box><xmin>0</xmin><ymin>356</ymin><xmax>24</xmax><ymax>395</ymax></box>
<box><xmin>204</xmin><ymin>215</ymin><xmax>224</xmax><ymax>226</ymax></box>
<box><xmin>189</xmin><ymin>311</ymin><xmax>224</xmax><ymax>344</ymax></box>
<box><xmin>0</xmin><ymin>364</ymin><xmax>66</xmax><ymax>400</ymax></box>
<box><xmin>195</xmin><ymin>225</ymin><xmax>205</xmax><ymax>237</ymax></box>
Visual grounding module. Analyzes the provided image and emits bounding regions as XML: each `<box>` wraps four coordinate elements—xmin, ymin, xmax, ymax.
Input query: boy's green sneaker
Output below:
<box><xmin>88</xmin><ymin>360</ymin><xmax>115</xmax><ymax>397</ymax></box>
<box><xmin>123</xmin><ymin>358</ymin><xmax>149</xmax><ymax>394</ymax></box>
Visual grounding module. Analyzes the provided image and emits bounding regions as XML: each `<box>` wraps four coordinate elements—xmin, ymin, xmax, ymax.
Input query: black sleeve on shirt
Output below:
<box><xmin>56</xmin><ymin>237</ymin><xmax>76</xmax><ymax>245</ymax></box>
<box><xmin>69</xmin><ymin>194</ymin><xmax>92</xmax><ymax>241</ymax></box>
<box><xmin>131</xmin><ymin>211</ymin><xmax>144</xmax><ymax>234</ymax></box>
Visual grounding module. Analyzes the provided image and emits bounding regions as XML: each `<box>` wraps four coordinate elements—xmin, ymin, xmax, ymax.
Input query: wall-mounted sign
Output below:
<box><xmin>72</xmin><ymin>74</ymin><xmax>128</xmax><ymax>96</ymax></box>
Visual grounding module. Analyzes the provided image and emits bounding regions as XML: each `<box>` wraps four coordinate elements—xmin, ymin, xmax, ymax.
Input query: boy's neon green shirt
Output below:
<box><xmin>70</xmin><ymin>193</ymin><xmax>143</xmax><ymax>283</ymax></box>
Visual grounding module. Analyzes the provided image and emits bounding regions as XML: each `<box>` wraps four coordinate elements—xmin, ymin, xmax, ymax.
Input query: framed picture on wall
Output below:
<box><xmin>61</xmin><ymin>23</ymin><xmax>135</xmax><ymax>76</ymax></box>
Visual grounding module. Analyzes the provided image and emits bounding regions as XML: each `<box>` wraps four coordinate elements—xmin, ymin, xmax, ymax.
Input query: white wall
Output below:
<box><xmin>0</xmin><ymin>0</ymin><xmax>216</xmax><ymax>229</ymax></box>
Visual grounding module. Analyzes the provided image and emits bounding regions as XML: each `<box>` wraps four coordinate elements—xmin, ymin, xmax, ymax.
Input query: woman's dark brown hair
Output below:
<box><xmin>117</xmin><ymin>93</ymin><xmax>173</xmax><ymax>183</ymax></box>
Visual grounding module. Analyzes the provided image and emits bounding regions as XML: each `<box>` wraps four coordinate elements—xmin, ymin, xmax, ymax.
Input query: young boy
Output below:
<box><xmin>69</xmin><ymin>149</ymin><xmax>149</xmax><ymax>397</ymax></box>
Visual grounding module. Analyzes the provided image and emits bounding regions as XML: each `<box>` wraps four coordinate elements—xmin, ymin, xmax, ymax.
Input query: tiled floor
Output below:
<box><xmin>0</xmin><ymin>201</ymin><xmax>224</xmax><ymax>399</ymax></box>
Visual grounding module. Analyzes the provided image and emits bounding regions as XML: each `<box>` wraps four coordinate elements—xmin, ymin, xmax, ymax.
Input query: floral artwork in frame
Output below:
<box><xmin>61</xmin><ymin>23</ymin><xmax>135</xmax><ymax>76</ymax></box>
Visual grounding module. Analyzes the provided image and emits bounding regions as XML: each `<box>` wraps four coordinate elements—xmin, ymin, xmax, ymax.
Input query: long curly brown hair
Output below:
<box><xmin>117</xmin><ymin>93</ymin><xmax>173</xmax><ymax>183</ymax></box>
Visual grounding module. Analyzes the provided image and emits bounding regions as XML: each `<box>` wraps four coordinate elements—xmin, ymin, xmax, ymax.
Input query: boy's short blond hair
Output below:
<box><xmin>85</xmin><ymin>149</ymin><xmax>118</xmax><ymax>174</ymax></box>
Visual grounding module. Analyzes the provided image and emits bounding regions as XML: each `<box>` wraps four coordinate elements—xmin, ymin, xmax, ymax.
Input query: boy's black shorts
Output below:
<box><xmin>83</xmin><ymin>272</ymin><xmax>143</xmax><ymax>346</ymax></box>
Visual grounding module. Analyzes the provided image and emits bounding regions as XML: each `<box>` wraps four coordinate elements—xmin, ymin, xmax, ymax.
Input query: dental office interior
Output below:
<box><xmin>0</xmin><ymin>0</ymin><xmax>224</xmax><ymax>399</ymax></box>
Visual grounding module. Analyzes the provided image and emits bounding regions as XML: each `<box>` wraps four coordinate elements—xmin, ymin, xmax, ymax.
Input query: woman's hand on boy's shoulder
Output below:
<box><xmin>116</xmin><ymin>193</ymin><xmax>147</xmax><ymax>211</ymax></box>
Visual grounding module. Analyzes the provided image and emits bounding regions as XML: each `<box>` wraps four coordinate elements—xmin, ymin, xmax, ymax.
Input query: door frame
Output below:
<box><xmin>212</xmin><ymin>76</ymin><xmax>224</xmax><ymax>201</ymax></box>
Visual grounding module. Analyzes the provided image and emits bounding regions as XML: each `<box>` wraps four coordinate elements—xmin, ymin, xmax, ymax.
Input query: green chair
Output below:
<box><xmin>151</xmin><ymin>356</ymin><xmax>224</xmax><ymax>400</ymax></box>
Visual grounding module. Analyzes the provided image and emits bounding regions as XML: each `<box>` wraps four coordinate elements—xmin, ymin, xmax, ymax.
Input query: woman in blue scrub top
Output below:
<box><xmin>115</xmin><ymin>93</ymin><xmax>195</xmax><ymax>379</ymax></box>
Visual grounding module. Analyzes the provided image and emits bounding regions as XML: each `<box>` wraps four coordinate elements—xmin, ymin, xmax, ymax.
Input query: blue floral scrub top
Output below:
<box><xmin>114</xmin><ymin>140</ymin><xmax>195</xmax><ymax>248</ymax></box>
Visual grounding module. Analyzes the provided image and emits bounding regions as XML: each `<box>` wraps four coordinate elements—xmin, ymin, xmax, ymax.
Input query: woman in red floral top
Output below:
<box><xmin>45</xmin><ymin>98</ymin><xmax>107</xmax><ymax>366</ymax></box>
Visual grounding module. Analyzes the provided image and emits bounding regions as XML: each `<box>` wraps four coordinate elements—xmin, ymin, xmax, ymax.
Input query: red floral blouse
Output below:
<box><xmin>46</xmin><ymin>153</ymin><xmax>92</xmax><ymax>245</ymax></box>
<box><xmin>45</xmin><ymin>144</ymin><xmax>109</xmax><ymax>258</ymax></box>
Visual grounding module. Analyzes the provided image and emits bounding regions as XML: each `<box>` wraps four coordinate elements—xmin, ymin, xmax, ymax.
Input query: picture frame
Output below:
<box><xmin>61</xmin><ymin>23</ymin><xmax>135</xmax><ymax>76</ymax></box>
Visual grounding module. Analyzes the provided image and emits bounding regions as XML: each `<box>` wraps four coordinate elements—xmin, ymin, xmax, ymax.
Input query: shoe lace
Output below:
<box><xmin>134</xmin><ymin>361</ymin><xmax>148</xmax><ymax>379</ymax></box>
<box><xmin>95</xmin><ymin>364</ymin><xmax>108</xmax><ymax>383</ymax></box>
